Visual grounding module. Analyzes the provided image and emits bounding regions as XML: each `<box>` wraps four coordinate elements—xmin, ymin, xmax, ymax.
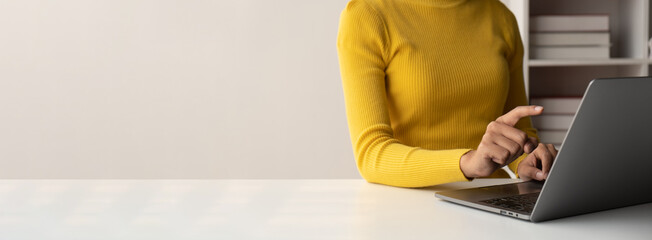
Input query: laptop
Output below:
<box><xmin>435</xmin><ymin>77</ymin><xmax>652</xmax><ymax>222</ymax></box>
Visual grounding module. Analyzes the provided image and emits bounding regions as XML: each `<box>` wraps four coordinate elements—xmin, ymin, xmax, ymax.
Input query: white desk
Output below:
<box><xmin>0</xmin><ymin>179</ymin><xmax>650</xmax><ymax>239</ymax></box>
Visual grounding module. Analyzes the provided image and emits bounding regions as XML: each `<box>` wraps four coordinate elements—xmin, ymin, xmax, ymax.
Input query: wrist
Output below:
<box><xmin>460</xmin><ymin>150</ymin><xmax>476</xmax><ymax>179</ymax></box>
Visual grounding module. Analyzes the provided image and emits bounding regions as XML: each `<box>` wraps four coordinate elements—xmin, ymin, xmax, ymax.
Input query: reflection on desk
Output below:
<box><xmin>0</xmin><ymin>179</ymin><xmax>650</xmax><ymax>239</ymax></box>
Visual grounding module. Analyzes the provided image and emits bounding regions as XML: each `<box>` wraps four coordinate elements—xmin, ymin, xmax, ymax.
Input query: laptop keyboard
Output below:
<box><xmin>479</xmin><ymin>192</ymin><xmax>540</xmax><ymax>213</ymax></box>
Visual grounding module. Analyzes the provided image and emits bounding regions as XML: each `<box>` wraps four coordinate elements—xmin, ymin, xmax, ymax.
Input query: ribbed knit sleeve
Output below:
<box><xmin>337</xmin><ymin>0</ymin><xmax>471</xmax><ymax>188</ymax></box>
<box><xmin>500</xmin><ymin>8</ymin><xmax>539</xmax><ymax>176</ymax></box>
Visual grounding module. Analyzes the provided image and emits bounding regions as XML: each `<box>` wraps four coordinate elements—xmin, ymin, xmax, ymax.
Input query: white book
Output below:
<box><xmin>532</xmin><ymin>115</ymin><xmax>574</xmax><ymax>130</ymax></box>
<box><xmin>531</xmin><ymin>46</ymin><xmax>609</xmax><ymax>59</ymax></box>
<box><xmin>530</xmin><ymin>97</ymin><xmax>582</xmax><ymax>114</ymax></box>
<box><xmin>530</xmin><ymin>15</ymin><xmax>609</xmax><ymax>32</ymax></box>
<box><xmin>530</xmin><ymin>32</ymin><xmax>610</xmax><ymax>46</ymax></box>
<box><xmin>538</xmin><ymin>130</ymin><xmax>568</xmax><ymax>144</ymax></box>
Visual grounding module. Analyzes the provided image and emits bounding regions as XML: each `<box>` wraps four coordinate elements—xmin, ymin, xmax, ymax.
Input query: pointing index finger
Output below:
<box><xmin>496</xmin><ymin>106</ymin><xmax>544</xmax><ymax>126</ymax></box>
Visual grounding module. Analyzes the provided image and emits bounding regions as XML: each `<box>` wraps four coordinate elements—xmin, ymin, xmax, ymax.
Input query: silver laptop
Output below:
<box><xmin>435</xmin><ymin>77</ymin><xmax>652</xmax><ymax>222</ymax></box>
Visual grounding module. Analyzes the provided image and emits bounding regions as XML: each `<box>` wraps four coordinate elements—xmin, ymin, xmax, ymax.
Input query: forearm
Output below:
<box><xmin>353</xmin><ymin>124</ymin><xmax>471</xmax><ymax>188</ymax></box>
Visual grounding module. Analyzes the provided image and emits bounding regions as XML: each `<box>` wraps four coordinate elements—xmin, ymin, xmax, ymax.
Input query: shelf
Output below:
<box><xmin>528</xmin><ymin>58</ymin><xmax>648</xmax><ymax>67</ymax></box>
<box><xmin>500</xmin><ymin>0</ymin><xmax>652</xmax><ymax>97</ymax></box>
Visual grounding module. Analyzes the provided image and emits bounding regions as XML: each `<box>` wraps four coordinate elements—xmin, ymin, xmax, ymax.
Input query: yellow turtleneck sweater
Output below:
<box><xmin>336</xmin><ymin>0</ymin><xmax>538</xmax><ymax>187</ymax></box>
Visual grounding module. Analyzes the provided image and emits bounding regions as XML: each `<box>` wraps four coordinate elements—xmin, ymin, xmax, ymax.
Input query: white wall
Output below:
<box><xmin>0</xmin><ymin>0</ymin><xmax>358</xmax><ymax>178</ymax></box>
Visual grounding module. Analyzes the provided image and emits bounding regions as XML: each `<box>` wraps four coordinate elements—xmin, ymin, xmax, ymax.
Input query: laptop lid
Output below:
<box><xmin>530</xmin><ymin>77</ymin><xmax>652</xmax><ymax>222</ymax></box>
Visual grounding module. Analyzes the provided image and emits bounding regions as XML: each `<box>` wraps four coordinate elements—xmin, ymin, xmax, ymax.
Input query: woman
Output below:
<box><xmin>336</xmin><ymin>0</ymin><xmax>557</xmax><ymax>187</ymax></box>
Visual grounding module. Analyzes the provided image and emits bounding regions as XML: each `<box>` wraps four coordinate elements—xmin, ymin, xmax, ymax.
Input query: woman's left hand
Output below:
<box><xmin>517</xmin><ymin>143</ymin><xmax>558</xmax><ymax>181</ymax></box>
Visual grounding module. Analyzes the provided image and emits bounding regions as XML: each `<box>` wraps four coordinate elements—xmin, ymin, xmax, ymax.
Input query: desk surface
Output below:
<box><xmin>0</xmin><ymin>179</ymin><xmax>650</xmax><ymax>239</ymax></box>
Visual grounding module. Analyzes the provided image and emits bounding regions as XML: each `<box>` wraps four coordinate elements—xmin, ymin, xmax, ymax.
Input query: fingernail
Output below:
<box><xmin>536</xmin><ymin>171</ymin><xmax>544</xmax><ymax>179</ymax></box>
<box><xmin>534</xmin><ymin>106</ymin><xmax>543</xmax><ymax>111</ymax></box>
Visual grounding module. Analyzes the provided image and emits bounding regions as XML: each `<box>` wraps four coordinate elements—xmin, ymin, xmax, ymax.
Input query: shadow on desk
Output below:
<box><xmin>538</xmin><ymin>202</ymin><xmax>652</xmax><ymax>224</ymax></box>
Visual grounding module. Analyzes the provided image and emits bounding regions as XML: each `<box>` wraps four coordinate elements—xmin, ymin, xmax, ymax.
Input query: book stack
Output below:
<box><xmin>530</xmin><ymin>15</ymin><xmax>610</xmax><ymax>59</ymax></box>
<box><xmin>530</xmin><ymin>97</ymin><xmax>583</xmax><ymax>149</ymax></box>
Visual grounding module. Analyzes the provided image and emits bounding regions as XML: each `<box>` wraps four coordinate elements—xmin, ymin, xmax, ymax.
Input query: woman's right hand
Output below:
<box><xmin>460</xmin><ymin>106</ymin><xmax>543</xmax><ymax>178</ymax></box>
